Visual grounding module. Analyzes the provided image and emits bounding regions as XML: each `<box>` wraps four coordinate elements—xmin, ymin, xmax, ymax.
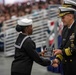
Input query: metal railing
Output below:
<box><xmin>0</xmin><ymin>5</ymin><xmax>63</xmax><ymax>56</ymax></box>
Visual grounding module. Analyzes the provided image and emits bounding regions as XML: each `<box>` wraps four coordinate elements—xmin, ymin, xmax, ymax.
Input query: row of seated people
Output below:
<box><xmin>0</xmin><ymin>0</ymin><xmax>62</xmax><ymax>32</ymax></box>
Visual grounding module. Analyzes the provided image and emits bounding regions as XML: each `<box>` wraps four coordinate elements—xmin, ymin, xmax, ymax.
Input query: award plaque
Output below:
<box><xmin>43</xmin><ymin>47</ymin><xmax>54</xmax><ymax>57</ymax></box>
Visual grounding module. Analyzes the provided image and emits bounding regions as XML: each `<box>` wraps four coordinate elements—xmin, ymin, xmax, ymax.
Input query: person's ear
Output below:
<box><xmin>69</xmin><ymin>14</ymin><xmax>73</xmax><ymax>18</ymax></box>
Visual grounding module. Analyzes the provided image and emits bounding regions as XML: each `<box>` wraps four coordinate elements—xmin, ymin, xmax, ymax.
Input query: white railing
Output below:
<box><xmin>0</xmin><ymin>5</ymin><xmax>62</xmax><ymax>56</ymax></box>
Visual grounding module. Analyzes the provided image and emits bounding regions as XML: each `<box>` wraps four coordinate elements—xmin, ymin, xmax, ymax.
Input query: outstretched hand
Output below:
<box><xmin>39</xmin><ymin>50</ymin><xmax>47</xmax><ymax>56</ymax></box>
<box><xmin>53</xmin><ymin>49</ymin><xmax>62</xmax><ymax>55</ymax></box>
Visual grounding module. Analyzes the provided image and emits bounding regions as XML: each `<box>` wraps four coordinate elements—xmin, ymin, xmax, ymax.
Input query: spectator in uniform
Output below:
<box><xmin>11</xmin><ymin>18</ymin><xmax>51</xmax><ymax>75</ymax></box>
<box><xmin>52</xmin><ymin>7</ymin><xmax>76</xmax><ymax>75</ymax></box>
<box><xmin>62</xmin><ymin>0</ymin><xmax>76</xmax><ymax>19</ymax></box>
<box><xmin>61</xmin><ymin>0</ymin><xmax>76</xmax><ymax>44</ymax></box>
<box><xmin>62</xmin><ymin>0</ymin><xmax>76</xmax><ymax>10</ymax></box>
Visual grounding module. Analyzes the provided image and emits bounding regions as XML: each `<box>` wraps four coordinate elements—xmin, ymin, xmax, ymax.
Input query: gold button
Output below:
<box><xmin>65</xmin><ymin>60</ymin><xmax>67</xmax><ymax>62</ymax></box>
<box><xmin>70</xmin><ymin>40</ymin><xmax>74</xmax><ymax>42</ymax></box>
<box><xmin>71</xmin><ymin>44</ymin><xmax>74</xmax><ymax>47</ymax></box>
<box><xmin>70</xmin><ymin>59</ymin><xmax>72</xmax><ymax>62</ymax></box>
<box><xmin>71</xmin><ymin>50</ymin><xmax>72</xmax><ymax>52</ymax></box>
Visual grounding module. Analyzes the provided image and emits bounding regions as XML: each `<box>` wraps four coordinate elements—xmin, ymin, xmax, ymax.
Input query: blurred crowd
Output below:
<box><xmin>0</xmin><ymin>0</ymin><xmax>63</xmax><ymax>32</ymax></box>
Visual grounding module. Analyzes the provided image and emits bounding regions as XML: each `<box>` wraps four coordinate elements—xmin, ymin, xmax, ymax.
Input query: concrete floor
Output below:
<box><xmin>0</xmin><ymin>52</ymin><xmax>61</xmax><ymax>75</ymax></box>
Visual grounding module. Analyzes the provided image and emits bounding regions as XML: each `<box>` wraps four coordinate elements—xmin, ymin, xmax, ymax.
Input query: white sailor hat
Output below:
<box><xmin>63</xmin><ymin>0</ymin><xmax>76</xmax><ymax>10</ymax></box>
<box><xmin>17</xmin><ymin>18</ymin><xmax>33</xmax><ymax>26</ymax></box>
<box><xmin>59</xmin><ymin>7</ymin><xmax>76</xmax><ymax>17</ymax></box>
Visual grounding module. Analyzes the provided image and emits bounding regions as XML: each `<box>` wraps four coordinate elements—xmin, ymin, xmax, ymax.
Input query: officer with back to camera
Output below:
<box><xmin>11</xmin><ymin>18</ymin><xmax>51</xmax><ymax>75</ymax></box>
<box><xmin>52</xmin><ymin>7</ymin><xmax>76</xmax><ymax>75</ymax></box>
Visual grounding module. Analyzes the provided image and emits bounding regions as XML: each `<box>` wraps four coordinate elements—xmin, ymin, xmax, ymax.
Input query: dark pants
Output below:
<box><xmin>11</xmin><ymin>72</ymin><xmax>26</xmax><ymax>75</ymax></box>
<box><xmin>62</xmin><ymin>60</ymin><xmax>76</xmax><ymax>75</ymax></box>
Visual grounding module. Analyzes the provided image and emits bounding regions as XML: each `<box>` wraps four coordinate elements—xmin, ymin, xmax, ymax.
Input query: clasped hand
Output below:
<box><xmin>51</xmin><ymin>49</ymin><xmax>62</xmax><ymax>67</ymax></box>
<box><xmin>53</xmin><ymin>49</ymin><xmax>62</xmax><ymax>55</ymax></box>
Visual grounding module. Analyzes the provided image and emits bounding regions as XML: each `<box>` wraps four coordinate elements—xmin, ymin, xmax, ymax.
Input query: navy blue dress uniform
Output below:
<box><xmin>54</xmin><ymin>7</ymin><xmax>76</xmax><ymax>75</ymax></box>
<box><xmin>11</xmin><ymin>18</ymin><xmax>51</xmax><ymax>75</ymax></box>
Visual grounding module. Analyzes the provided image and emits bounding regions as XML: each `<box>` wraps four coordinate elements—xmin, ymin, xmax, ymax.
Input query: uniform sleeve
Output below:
<box><xmin>56</xmin><ymin>54</ymin><xmax>63</xmax><ymax>62</ymax></box>
<box><xmin>23</xmin><ymin>39</ymin><xmax>51</xmax><ymax>66</ymax></box>
<box><xmin>62</xmin><ymin>46</ymin><xmax>76</xmax><ymax>56</ymax></box>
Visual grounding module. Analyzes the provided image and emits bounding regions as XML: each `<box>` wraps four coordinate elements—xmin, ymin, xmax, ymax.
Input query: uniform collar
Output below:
<box><xmin>68</xmin><ymin>20</ymin><xmax>75</xmax><ymax>29</ymax></box>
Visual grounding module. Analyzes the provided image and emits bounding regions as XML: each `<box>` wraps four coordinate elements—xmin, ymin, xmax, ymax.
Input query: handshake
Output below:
<box><xmin>39</xmin><ymin>48</ymin><xmax>62</xmax><ymax>67</ymax></box>
<box><xmin>51</xmin><ymin>58</ymin><xmax>60</xmax><ymax>67</ymax></box>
